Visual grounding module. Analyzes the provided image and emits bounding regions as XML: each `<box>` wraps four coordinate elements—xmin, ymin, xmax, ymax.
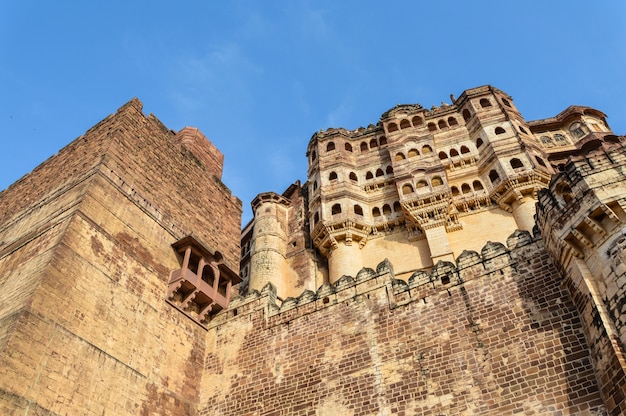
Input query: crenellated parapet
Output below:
<box><xmin>216</xmin><ymin>230</ymin><xmax>535</xmax><ymax>328</ymax></box>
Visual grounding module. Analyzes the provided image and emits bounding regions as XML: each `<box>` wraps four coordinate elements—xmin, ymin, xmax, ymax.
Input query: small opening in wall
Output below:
<box><xmin>233</xmin><ymin>309</ymin><xmax>238</xmax><ymax>316</ymax></box>
<box><xmin>323</xmin><ymin>297</ymin><xmax>329</xmax><ymax>304</ymax></box>
<box><xmin>441</xmin><ymin>274</ymin><xmax>450</xmax><ymax>285</ymax></box>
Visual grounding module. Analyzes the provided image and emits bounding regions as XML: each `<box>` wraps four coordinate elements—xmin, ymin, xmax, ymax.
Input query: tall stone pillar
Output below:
<box><xmin>510</xmin><ymin>195</ymin><xmax>537</xmax><ymax>232</ymax></box>
<box><xmin>328</xmin><ymin>240</ymin><xmax>363</xmax><ymax>284</ymax></box>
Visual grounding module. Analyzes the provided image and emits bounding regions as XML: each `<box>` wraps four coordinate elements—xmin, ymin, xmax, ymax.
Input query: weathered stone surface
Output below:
<box><xmin>1</xmin><ymin>87</ymin><xmax>625</xmax><ymax>415</ymax></box>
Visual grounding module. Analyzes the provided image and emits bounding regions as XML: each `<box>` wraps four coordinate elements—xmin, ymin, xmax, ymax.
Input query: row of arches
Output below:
<box><xmin>395</xmin><ymin>145</ymin><xmax>433</xmax><ymax>161</ymax></box>
<box><xmin>387</xmin><ymin>116</ymin><xmax>460</xmax><ymax>134</ymax></box>
<box><xmin>386</xmin><ymin>96</ymin><xmax>509</xmax><ymax>135</ymax></box>
<box><xmin>319</xmin><ymin>156</ymin><xmax>525</xmax><ymax>191</ymax></box>
<box><xmin>324</xmin><ymin>136</ymin><xmax>389</xmax><ymax>155</ymax></box>
<box><xmin>365</xmin><ymin>166</ymin><xmax>394</xmax><ymax>180</ymax></box>
<box><xmin>451</xmin><ymin>180</ymin><xmax>485</xmax><ymax>196</ymax></box>
<box><xmin>387</xmin><ymin>115</ymin><xmax>424</xmax><ymax>133</ymax></box>
<box><xmin>438</xmin><ymin>145</ymin><xmax>471</xmax><ymax>160</ymax></box>
<box><xmin>401</xmin><ymin>176</ymin><xmax>444</xmax><ymax>195</ymax></box>
<box><xmin>325</xmin><ymin>166</ymin><xmax>395</xmax><ymax>184</ymax></box>
<box><xmin>324</xmin><ymin>201</ymin><xmax>404</xmax><ymax>219</ymax></box>
<box><xmin>540</xmin><ymin>133</ymin><xmax>568</xmax><ymax>146</ymax></box>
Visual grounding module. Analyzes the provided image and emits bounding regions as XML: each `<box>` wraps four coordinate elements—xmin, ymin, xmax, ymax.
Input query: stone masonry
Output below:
<box><xmin>1</xmin><ymin>85</ymin><xmax>626</xmax><ymax>415</ymax></box>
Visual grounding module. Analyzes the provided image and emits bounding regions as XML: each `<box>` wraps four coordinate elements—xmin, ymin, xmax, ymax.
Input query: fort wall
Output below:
<box><xmin>1</xmin><ymin>86</ymin><xmax>624</xmax><ymax>415</ymax></box>
<box><xmin>0</xmin><ymin>99</ymin><xmax>242</xmax><ymax>414</ymax></box>
<box><xmin>202</xmin><ymin>233</ymin><xmax>606</xmax><ymax>415</ymax></box>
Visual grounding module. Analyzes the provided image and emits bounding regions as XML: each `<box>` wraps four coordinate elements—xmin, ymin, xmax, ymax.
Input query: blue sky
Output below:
<box><xmin>1</xmin><ymin>1</ymin><xmax>625</xmax><ymax>224</ymax></box>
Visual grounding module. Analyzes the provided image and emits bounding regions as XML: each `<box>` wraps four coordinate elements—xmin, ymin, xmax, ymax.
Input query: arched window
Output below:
<box><xmin>375</xmin><ymin>168</ymin><xmax>384</xmax><ymax>177</ymax></box>
<box><xmin>366</xmin><ymin>171</ymin><xmax>374</xmax><ymax>180</ymax></box>
<box><xmin>450</xmin><ymin>148</ymin><xmax>459</xmax><ymax>157</ymax></box>
<box><xmin>329</xmin><ymin>171</ymin><xmax>338</xmax><ymax>181</ymax></box>
<box><xmin>428</xmin><ymin>122</ymin><xmax>437</xmax><ymax>132</ymax></box>
<box><xmin>412</xmin><ymin>116</ymin><xmax>423</xmax><ymax>126</ymax></box>
<box><xmin>462</xmin><ymin>109</ymin><xmax>471</xmax><ymax>122</ymax></box>
<box><xmin>479</xmin><ymin>98</ymin><xmax>492</xmax><ymax>108</ymax></box>
<box><xmin>460</xmin><ymin>145</ymin><xmax>470</xmax><ymax>154</ymax></box>
<box><xmin>438</xmin><ymin>151</ymin><xmax>448</xmax><ymax>160</ymax></box>
<box><xmin>536</xmin><ymin>157</ymin><xmax>547</xmax><ymax>167</ymax></box>
<box><xmin>370</xmin><ymin>138</ymin><xmax>378</xmax><ymax>148</ymax></box>
<box><xmin>431</xmin><ymin>176</ymin><xmax>443</xmax><ymax>187</ymax></box>
<box><xmin>379</xmin><ymin>136</ymin><xmax>388</xmax><ymax>145</ymax></box>
<box><xmin>502</xmin><ymin>98</ymin><xmax>512</xmax><ymax>107</ymax></box>
<box><xmin>345</xmin><ymin>143</ymin><xmax>353</xmax><ymax>152</ymax></box>
<box><xmin>510</xmin><ymin>158</ymin><xmax>524</xmax><ymax>169</ymax></box>
<box><xmin>472</xmin><ymin>180</ymin><xmax>484</xmax><ymax>191</ymax></box>
<box><xmin>461</xmin><ymin>183</ymin><xmax>471</xmax><ymax>194</ymax></box>
<box><xmin>383</xmin><ymin>204</ymin><xmax>392</xmax><ymax>215</ymax></box>
<box><xmin>313</xmin><ymin>181</ymin><xmax>318</xmax><ymax>190</ymax></box>
<box><xmin>476</xmin><ymin>138</ymin><xmax>484</xmax><ymax>148</ymax></box>
<box><xmin>395</xmin><ymin>152</ymin><xmax>406</xmax><ymax>161</ymax></box>
<box><xmin>554</xmin><ymin>134</ymin><xmax>566</xmax><ymax>142</ymax></box>
<box><xmin>408</xmin><ymin>148</ymin><xmax>419</xmax><ymax>158</ymax></box>
<box><xmin>422</xmin><ymin>145</ymin><xmax>432</xmax><ymax>154</ymax></box>
<box><xmin>489</xmin><ymin>169</ymin><xmax>500</xmax><ymax>184</ymax></box>
<box><xmin>314</xmin><ymin>212</ymin><xmax>319</xmax><ymax>224</ymax></box>
<box><xmin>331</xmin><ymin>204</ymin><xmax>342</xmax><ymax>215</ymax></box>
<box><xmin>393</xmin><ymin>201</ymin><xmax>401</xmax><ymax>212</ymax></box>
<box><xmin>438</xmin><ymin>119</ymin><xmax>448</xmax><ymax>129</ymax></box>
<box><xmin>311</xmin><ymin>150</ymin><xmax>317</xmax><ymax>161</ymax></box>
<box><xmin>570</xmin><ymin>122</ymin><xmax>585</xmax><ymax>138</ymax></box>
<box><xmin>349</xmin><ymin>172</ymin><xmax>358</xmax><ymax>182</ymax></box>
<box><xmin>451</xmin><ymin>186</ymin><xmax>460</xmax><ymax>196</ymax></box>
<box><xmin>360</xmin><ymin>142</ymin><xmax>368</xmax><ymax>152</ymax></box>
<box><xmin>541</xmin><ymin>135</ymin><xmax>553</xmax><ymax>145</ymax></box>
<box><xmin>372</xmin><ymin>207</ymin><xmax>381</xmax><ymax>217</ymax></box>
<box><xmin>400</xmin><ymin>119</ymin><xmax>411</xmax><ymax>129</ymax></box>
<box><xmin>402</xmin><ymin>184</ymin><xmax>414</xmax><ymax>194</ymax></box>
<box><xmin>326</xmin><ymin>142</ymin><xmax>335</xmax><ymax>152</ymax></box>
<box><xmin>519</xmin><ymin>126</ymin><xmax>527</xmax><ymax>134</ymax></box>
<box><xmin>448</xmin><ymin>117</ymin><xmax>458</xmax><ymax>126</ymax></box>
<box><xmin>495</xmin><ymin>127</ymin><xmax>506</xmax><ymax>135</ymax></box>
<box><xmin>416</xmin><ymin>180</ymin><xmax>428</xmax><ymax>188</ymax></box>
<box><xmin>386</xmin><ymin>165</ymin><xmax>394</xmax><ymax>174</ymax></box>
<box><xmin>387</xmin><ymin>122</ymin><xmax>399</xmax><ymax>133</ymax></box>
<box><xmin>354</xmin><ymin>205</ymin><xmax>363</xmax><ymax>216</ymax></box>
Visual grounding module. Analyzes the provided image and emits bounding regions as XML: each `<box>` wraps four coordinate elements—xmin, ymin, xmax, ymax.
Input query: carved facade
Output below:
<box><xmin>242</xmin><ymin>85</ymin><xmax>616</xmax><ymax>297</ymax></box>
<box><xmin>1</xmin><ymin>86</ymin><xmax>626</xmax><ymax>415</ymax></box>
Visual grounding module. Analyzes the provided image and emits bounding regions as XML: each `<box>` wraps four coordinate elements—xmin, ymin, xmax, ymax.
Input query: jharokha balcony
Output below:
<box><xmin>167</xmin><ymin>235</ymin><xmax>241</xmax><ymax>327</ymax></box>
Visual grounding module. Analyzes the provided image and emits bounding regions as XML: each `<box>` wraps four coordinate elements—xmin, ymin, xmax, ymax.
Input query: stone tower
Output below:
<box><xmin>536</xmin><ymin>133</ymin><xmax>626</xmax><ymax>415</ymax></box>
<box><xmin>0</xmin><ymin>99</ymin><xmax>241</xmax><ymax>414</ymax></box>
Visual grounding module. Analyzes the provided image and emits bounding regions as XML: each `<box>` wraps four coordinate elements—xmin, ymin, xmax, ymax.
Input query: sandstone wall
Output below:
<box><xmin>201</xmin><ymin>233</ymin><xmax>606</xmax><ymax>415</ymax></box>
<box><xmin>0</xmin><ymin>100</ymin><xmax>242</xmax><ymax>414</ymax></box>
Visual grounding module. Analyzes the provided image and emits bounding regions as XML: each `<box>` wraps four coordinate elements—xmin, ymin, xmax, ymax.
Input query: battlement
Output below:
<box><xmin>215</xmin><ymin>230</ymin><xmax>534</xmax><ymax>328</ymax></box>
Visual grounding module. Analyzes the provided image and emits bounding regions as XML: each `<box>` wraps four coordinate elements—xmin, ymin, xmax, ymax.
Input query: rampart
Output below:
<box><xmin>201</xmin><ymin>231</ymin><xmax>606</xmax><ymax>415</ymax></box>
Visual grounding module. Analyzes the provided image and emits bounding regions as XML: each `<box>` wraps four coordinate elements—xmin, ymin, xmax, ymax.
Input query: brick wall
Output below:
<box><xmin>201</xmin><ymin>233</ymin><xmax>606</xmax><ymax>415</ymax></box>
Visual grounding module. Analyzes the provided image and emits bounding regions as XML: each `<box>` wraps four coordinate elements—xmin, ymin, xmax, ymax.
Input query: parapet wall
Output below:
<box><xmin>201</xmin><ymin>231</ymin><xmax>606</xmax><ymax>415</ymax></box>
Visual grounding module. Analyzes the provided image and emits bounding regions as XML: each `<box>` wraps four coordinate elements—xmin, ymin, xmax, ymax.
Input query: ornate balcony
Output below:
<box><xmin>167</xmin><ymin>235</ymin><xmax>241</xmax><ymax>327</ymax></box>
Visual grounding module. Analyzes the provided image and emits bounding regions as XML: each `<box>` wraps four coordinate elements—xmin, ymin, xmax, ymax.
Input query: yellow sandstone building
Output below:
<box><xmin>1</xmin><ymin>86</ymin><xmax>626</xmax><ymax>415</ymax></box>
